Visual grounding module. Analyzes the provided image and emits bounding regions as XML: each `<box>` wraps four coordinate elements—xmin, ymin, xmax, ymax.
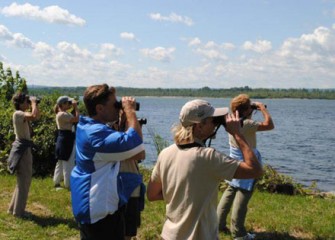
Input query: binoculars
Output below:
<box><xmin>137</xmin><ymin>118</ymin><xmax>147</xmax><ymax>125</ymax></box>
<box><xmin>27</xmin><ymin>96</ymin><xmax>41</xmax><ymax>104</ymax></box>
<box><xmin>114</xmin><ymin>101</ymin><xmax>140</xmax><ymax>111</ymax></box>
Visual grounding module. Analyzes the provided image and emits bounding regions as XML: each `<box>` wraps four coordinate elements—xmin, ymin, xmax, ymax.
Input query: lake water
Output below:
<box><xmin>134</xmin><ymin>97</ymin><xmax>335</xmax><ymax>193</ymax></box>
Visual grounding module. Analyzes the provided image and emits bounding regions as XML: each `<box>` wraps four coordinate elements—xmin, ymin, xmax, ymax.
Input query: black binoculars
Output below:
<box><xmin>27</xmin><ymin>96</ymin><xmax>41</xmax><ymax>104</ymax></box>
<box><xmin>137</xmin><ymin>118</ymin><xmax>147</xmax><ymax>125</ymax></box>
<box><xmin>114</xmin><ymin>101</ymin><xmax>140</xmax><ymax>111</ymax></box>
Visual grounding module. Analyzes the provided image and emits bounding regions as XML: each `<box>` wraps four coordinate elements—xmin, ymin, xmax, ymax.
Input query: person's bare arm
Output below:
<box><xmin>121</xmin><ymin>97</ymin><xmax>143</xmax><ymax>139</ymax></box>
<box><xmin>69</xmin><ymin>101</ymin><xmax>80</xmax><ymax>123</ymax></box>
<box><xmin>24</xmin><ymin>97</ymin><xmax>40</xmax><ymax>121</ymax></box>
<box><xmin>147</xmin><ymin>178</ymin><xmax>163</xmax><ymax>201</ymax></box>
<box><xmin>253</xmin><ymin>102</ymin><xmax>274</xmax><ymax>131</ymax></box>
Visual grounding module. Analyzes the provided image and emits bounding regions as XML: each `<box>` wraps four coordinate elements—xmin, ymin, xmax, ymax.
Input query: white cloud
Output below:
<box><xmin>0</xmin><ymin>3</ymin><xmax>86</xmax><ymax>26</ymax></box>
<box><xmin>126</xmin><ymin>67</ymin><xmax>169</xmax><ymax>87</ymax></box>
<box><xmin>140</xmin><ymin>47</ymin><xmax>175</xmax><ymax>62</ymax></box>
<box><xmin>120</xmin><ymin>32</ymin><xmax>137</xmax><ymax>41</ymax></box>
<box><xmin>221</xmin><ymin>43</ymin><xmax>235</xmax><ymax>50</ymax></box>
<box><xmin>188</xmin><ymin>37</ymin><xmax>201</xmax><ymax>46</ymax></box>
<box><xmin>189</xmin><ymin>40</ymin><xmax>229</xmax><ymax>62</ymax></box>
<box><xmin>0</xmin><ymin>24</ymin><xmax>34</xmax><ymax>48</ymax></box>
<box><xmin>13</xmin><ymin>41</ymin><xmax>129</xmax><ymax>86</ymax></box>
<box><xmin>204</xmin><ymin>41</ymin><xmax>217</xmax><ymax>48</ymax></box>
<box><xmin>195</xmin><ymin>48</ymin><xmax>228</xmax><ymax>62</ymax></box>
<box><xmin>11</xmin><ymin>33</ymin><xmax>34</xmax><ymax>48</ymax></box>
<box><xmin>149</xmin><ymin>12</ymin><xmax>194</xmax><ymax>26</ymax></box>
<box><xmin>99</xmin><ymin>43</ymin><xmax>123</xmax><ymax>59</ymax></box>
<box><xmin>242</xmin><ymin>40</ymin><xmax>272</xmax><ymax>53</ymax></box>
<box><xmin>279</xmin><ymin>26</ymin><xmax>335</xmax><ymax>61</ymax></box>
<box><xmin>33</xmin><ymin>42</ymin><xmax>55</xmax><ymax>58</ymax></box>
<box><xmin>0</xmin><ymin>24</ymin><xmax>13</xmax><ymax>40</ymax></box>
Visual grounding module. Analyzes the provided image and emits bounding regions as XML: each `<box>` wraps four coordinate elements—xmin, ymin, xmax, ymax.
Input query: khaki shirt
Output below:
<box><xmin>13</xmin><ymin>111</ymin><xmax>31</xmax><ymax>140</ymax></box>
<box><xmin>151</xmin><ymin>144</ymin><xmax>240</xmax><ymax>240</ymax></box>
<box><xmin>229</xmin><ymin>119</ymin><xmax>259</xmax><ymax>148</ymax></box>
<box><xmin>56</xmin><ymin>112</ymin><xmax>74</xmax><ymax>131</ymax></box>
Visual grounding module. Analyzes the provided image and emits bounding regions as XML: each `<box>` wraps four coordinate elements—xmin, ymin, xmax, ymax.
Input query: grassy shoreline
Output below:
<box><xmin>1</xmin><ymin>171</ymin><xmax>334</xmax><ymax>240</ymax></box>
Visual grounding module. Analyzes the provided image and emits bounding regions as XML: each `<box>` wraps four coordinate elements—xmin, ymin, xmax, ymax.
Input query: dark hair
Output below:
<box><xmin>83</xmin><ymin>84</ymin><xmax>115</xmax><ymax>117</ymax></box>
<box><xmin>12</xmin><ymin>92</ymin><xmax>28</xmax><ymax>110</ymax></box>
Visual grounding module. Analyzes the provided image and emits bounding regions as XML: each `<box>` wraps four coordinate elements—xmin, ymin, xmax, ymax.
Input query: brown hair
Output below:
<box><xmin>12</xmin><ymin>92</ymin><xmax>28</xmax><ymax>110</ymax></box>
<box><xmin>83</xmin><ymin>84</ymin><xmax>116</xmax><ymax>117</ymax></box>
<box><xmin>230</xmin><ymin>94</ymin><xmax>251</xmax><ymax>117</ymax></box>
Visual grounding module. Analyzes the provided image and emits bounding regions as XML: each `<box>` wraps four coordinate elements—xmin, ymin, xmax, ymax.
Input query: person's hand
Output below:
<box><xmin>29</xmin><ymin>96</ymin><xmax>38</xmax><ymax>106</ymax></box>
<box><xmin>71</xmin><ymin>99</ymin><xmax>78</xmax><ymax>107</ymax></box>
<box><xmin>121</xmin><ymin>96</ymin><xmax>137</xmax><ymax>112</ymax></box>
<box><xmin>224</xmin><ymin>111</ymin><xmax>241</xmax><ymax>136</ymax></box>
<box><xmin>253</xmin><ymin>101</ymin><xmax>266</xmax><ymax>111</ymax></box>
<box><xmin>29</xmin><ymin>96</ymin><xmax>37</xmax><ymax>102</ymax></box>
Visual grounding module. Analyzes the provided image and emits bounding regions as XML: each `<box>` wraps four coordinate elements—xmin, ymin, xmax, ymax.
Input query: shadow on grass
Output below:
<box><xmin>26</xmin><ymin>214</ymin><xmax>78</xmax><ymax>229</ymax></box>
<box><xmin>221</xmin><ymin>230</ymin><xmax>323</xmax><ymax>240</ymax></box>
<box><xmin>255</xmin><ymin>231</ymin><xmax>323</xmax><ymax>240</ymax></box>
<box><xmin>254</xmin><ymin>232</ymin><xmax>299</xmax><ymax>240</ymax></box>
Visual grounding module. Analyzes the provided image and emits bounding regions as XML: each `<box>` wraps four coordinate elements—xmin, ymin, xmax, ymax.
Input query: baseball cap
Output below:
<box><xmin>57</xmin><ymin>96</ymin><xmax>73</xmax><ymax>105</ymax></box>
<box><xmin>179</xmin><ymin>99</ymin><xmax>229</xmax><ymax>127</ymax></box>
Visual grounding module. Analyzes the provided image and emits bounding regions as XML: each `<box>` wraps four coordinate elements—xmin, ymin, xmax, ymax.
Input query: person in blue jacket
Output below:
<box><xmin>70</xmin><ymin>83</ymin><xmax>145</xmax><ymax>240</ymax></box>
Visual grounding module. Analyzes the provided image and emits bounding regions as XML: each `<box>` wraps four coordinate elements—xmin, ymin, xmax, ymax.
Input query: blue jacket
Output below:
<box><xmin>70</xmin><ymin>116</ymin><xmax>145</xmax><ymax>224</ymax></box>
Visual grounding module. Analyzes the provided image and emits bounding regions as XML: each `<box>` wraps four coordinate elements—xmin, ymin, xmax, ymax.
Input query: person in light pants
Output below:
<box><xmin>53</xmin><ymin>96</ymin><xmax>79</xmax><ymax>189</ymax></box>
<box><xmin>53</xmin><ymin>143</ymin><xmax>76</xmax><ymax>189</ymax></box>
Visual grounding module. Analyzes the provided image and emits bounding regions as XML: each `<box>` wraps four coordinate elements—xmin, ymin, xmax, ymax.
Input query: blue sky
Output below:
<box><xmin>1</xmin><ymin>0</ymin><xmax>335</xmax><ymax>88</ymax></box>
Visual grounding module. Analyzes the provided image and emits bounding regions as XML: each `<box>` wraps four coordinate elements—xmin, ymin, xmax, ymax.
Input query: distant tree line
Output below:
<box><xmin>30</xmin><ymin>85</ymin><xmax>335</xmax><ymax>99</ymax></box>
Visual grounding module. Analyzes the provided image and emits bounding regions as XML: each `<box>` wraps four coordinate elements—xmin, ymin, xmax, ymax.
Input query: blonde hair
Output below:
<box><xmin>53</xmin><ymin>104</ymin><xmax>60</xmax><ymax>114</ymax></box>
<box><xmin>171</xmin><ymin>123</ymin><xmax>194</xmax><ymax>145</ymax></box>
<box><xmin>230</xmin><ymin>94</ymin><xmax>251</xmax><ymax>115</ymax></box>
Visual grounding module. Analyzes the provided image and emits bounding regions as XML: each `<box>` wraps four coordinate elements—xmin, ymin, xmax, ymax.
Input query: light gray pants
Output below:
<box><xmin>53</xmin><ymin>145</ymin><xmax>75</xmax><ymax>189</ymax></box>
<box><xmin>8</xmin><ymin>148</ymin><xmax>33</xmax><ymax>217</ymax></box>
<box><xmin>217</xmin><ymin>185</ymin><xmax>253</xmax><ymax>238</ymax></box>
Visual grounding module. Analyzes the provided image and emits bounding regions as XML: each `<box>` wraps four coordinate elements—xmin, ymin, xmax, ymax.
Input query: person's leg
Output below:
<box><xmin>11</xmin><ymin>149</ymin><xmax>33</xmax><ymax>217</ymax></box>
<box><xmin>63</xmin><ymin>145</ymin><xmax>75</xmax><ymax>189</ymax></box>
<box><xmin>217</xmin><ymin>185</ymin><xmax>237</xmax><ymax>232</ymax></box>
<box><xmin>8</xmin><ymin>182</ymin><xmax>18</xmax><ymax>214</ymax></box>
<box><xmin>230</xmin><ymin>188</ymin><xmax>253</xmax><ymax>238</ymax></box>
<box><xmin>53</xmin><ymin>160</ymin><xmax>63</xmax><ymax>187</ymax></box>
<box><xmin>124</xmin><ymin>197</ymin><xmax>141</xmax><ymax>239</ymax></box>
<box><xmin>79</xmin><ymin>208</ymin><xmax>125</xmax><ymax>240</ymax></box>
